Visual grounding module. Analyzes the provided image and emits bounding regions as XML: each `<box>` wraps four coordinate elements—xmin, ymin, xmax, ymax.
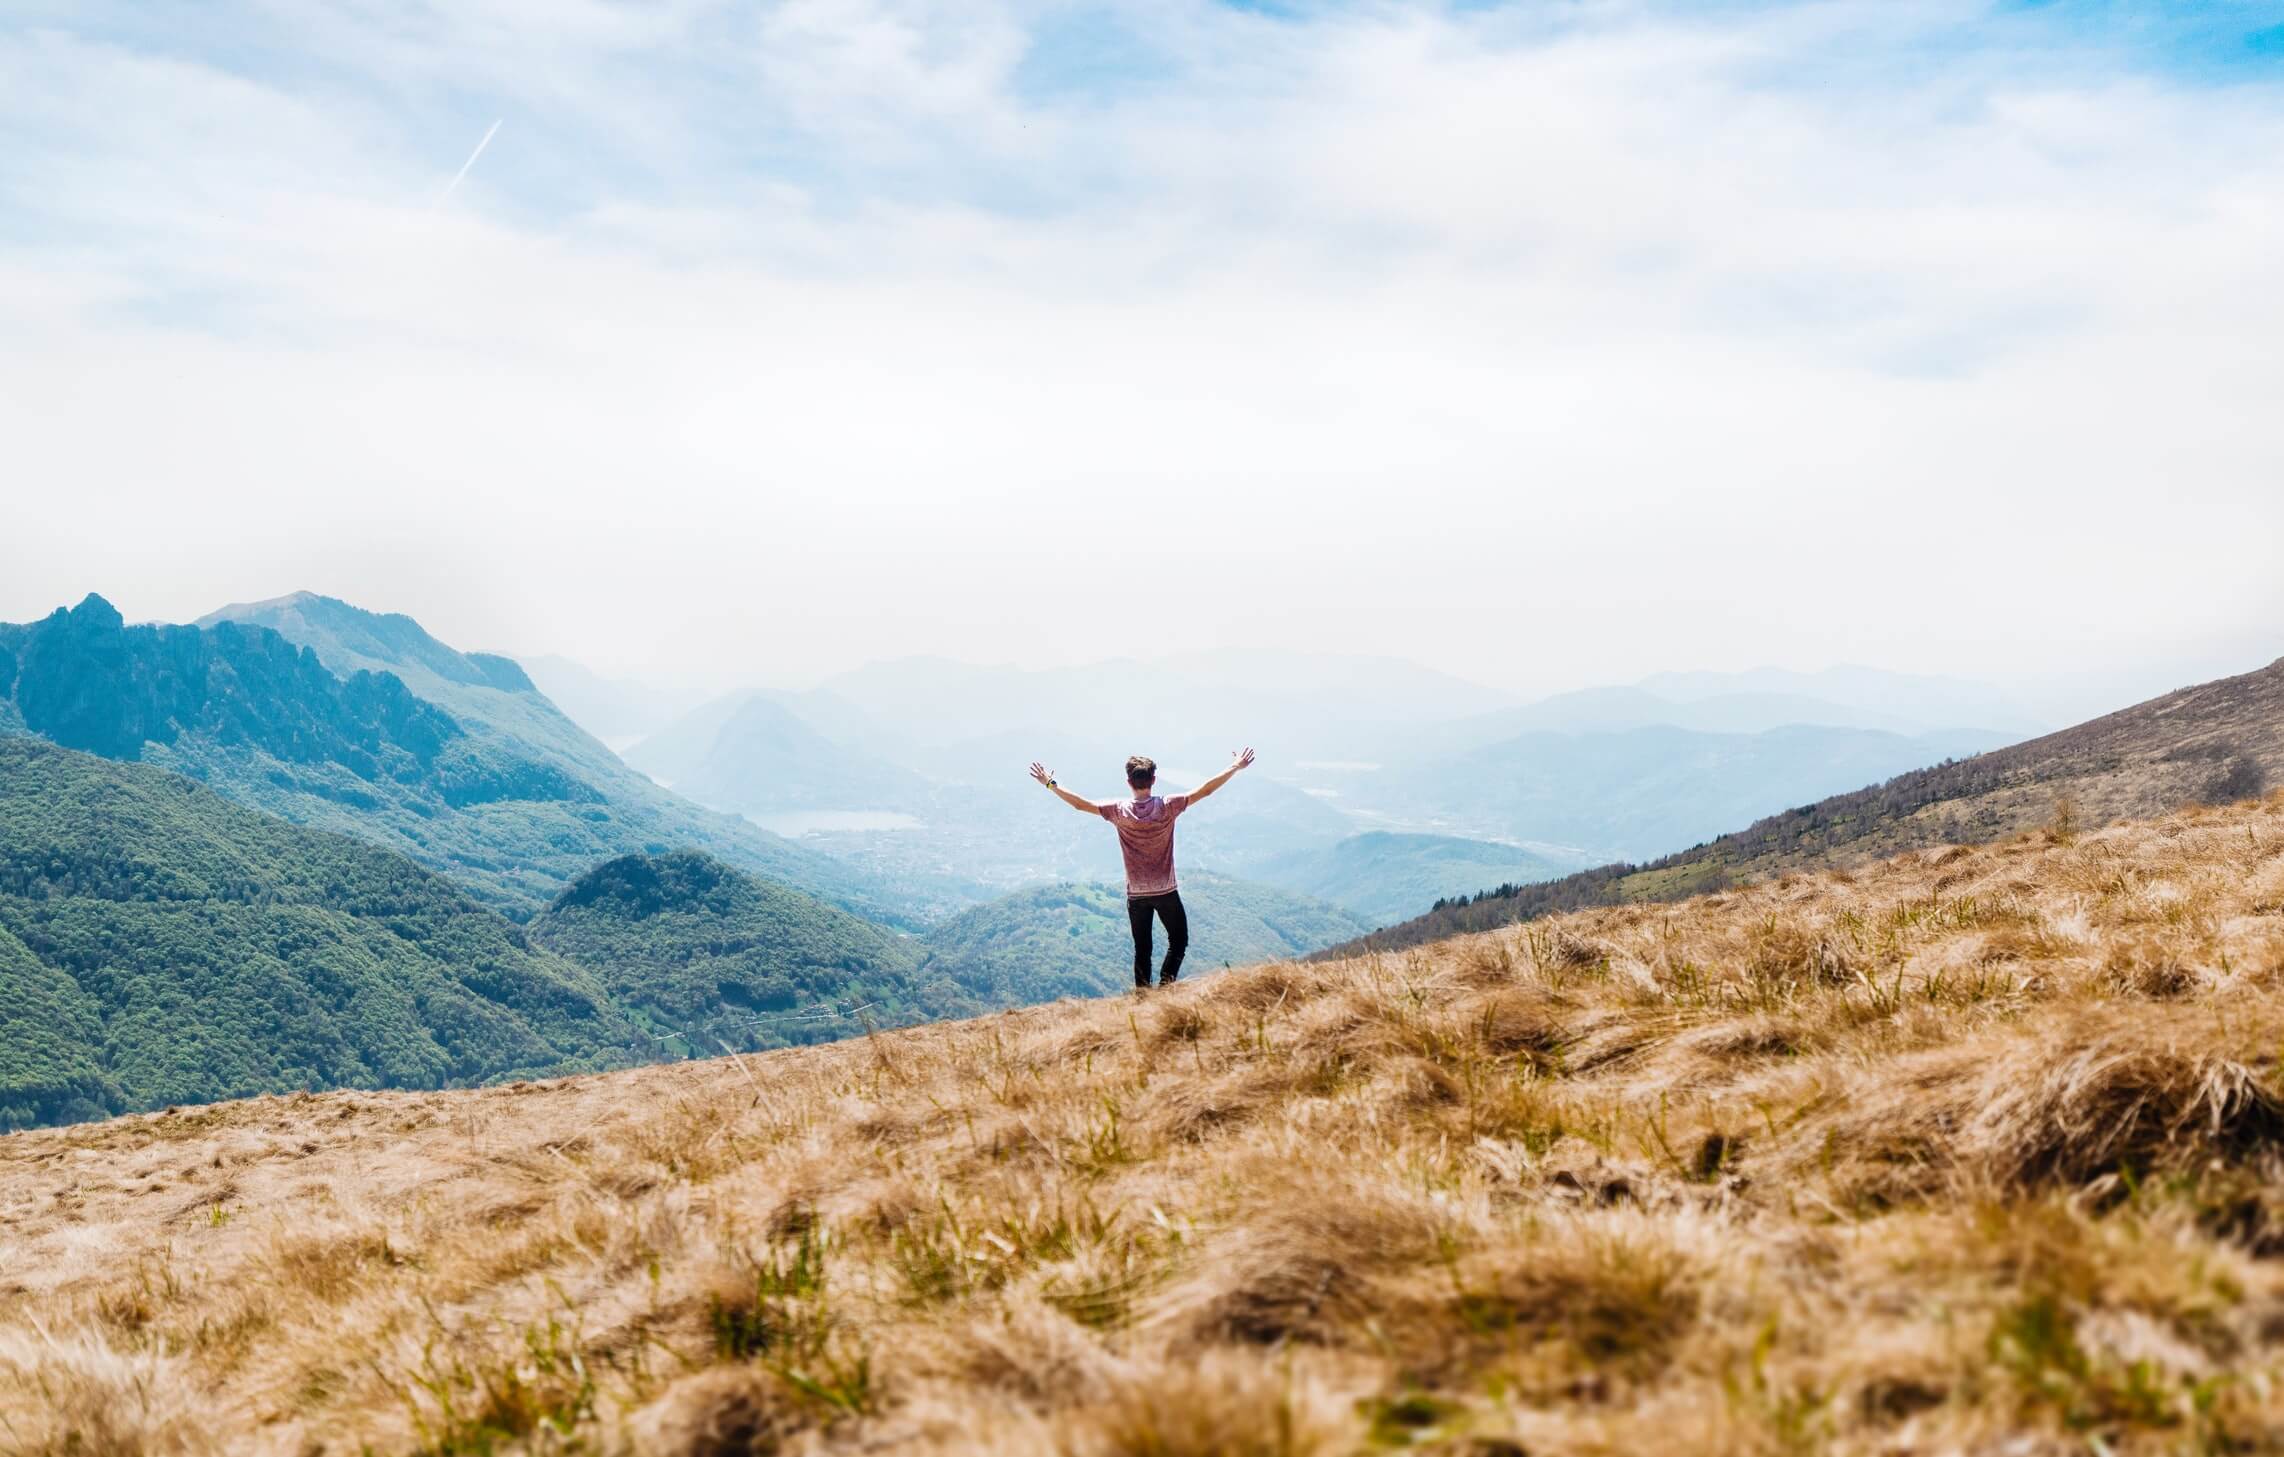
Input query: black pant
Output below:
<box><xmin>1127</xmin><ymin>890</ymin><xmax>1188</xmax><ymax>988</ymax></box>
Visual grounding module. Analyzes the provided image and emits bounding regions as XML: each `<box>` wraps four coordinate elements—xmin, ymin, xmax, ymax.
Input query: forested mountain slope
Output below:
<box><xmin>0</xmin><ymin>594</ymin><xmax>481</xmax><ymax>783</ymax></box>
<box><xmin>1337</xmin><ymin>653</ymin><xmax>2284</xmax><ymax>953</ymax></box>
<box><xmin>531</xmin><ymin>851</ymin><xmax>976</xmax><ymax>1054</ymax></box>
<box><xmin>0</xmin><ymin>592</ymin><xmax>930</xmax><ymax>924</ymax></box>
<box><xmin>0</xmin><ymin>738</ymin><xmax>640</xmax><ymax>1129</ymax></box>
<box><xmin>197</xmin><ymin>592</ymin><xmax>948</xmax><ymax>922</ymax></box>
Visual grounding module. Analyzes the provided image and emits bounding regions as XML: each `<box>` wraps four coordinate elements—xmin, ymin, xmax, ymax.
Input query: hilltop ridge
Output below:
<box><xmin>1</xmin><ymin>594</ymin><xmax>468</xmax><ymax>773</ymax></box>
<box><xmin>200</xmin><ymin>592</ymin><xmax>538</xmax><ymax>693</ymax></box>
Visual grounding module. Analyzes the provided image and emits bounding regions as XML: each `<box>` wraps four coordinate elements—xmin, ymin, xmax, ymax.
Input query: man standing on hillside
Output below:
<box><xmin>1028</xmin><ymin>748</ymin><xmax>1257</xmax><ymax>993</ymax></box>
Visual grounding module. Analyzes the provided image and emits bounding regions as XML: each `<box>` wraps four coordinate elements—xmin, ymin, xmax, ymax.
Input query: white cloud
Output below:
<box><xmin>0</xmin><ymin>1</ymin><xmax>2278</xmax><ymax>696</ymax></box>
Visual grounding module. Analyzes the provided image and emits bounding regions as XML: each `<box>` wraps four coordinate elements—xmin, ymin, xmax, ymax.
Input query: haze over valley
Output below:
<box><xmin>583</xmin><ymin>636</ymin><xmax>2035</xmax><ymax>915</ymax></box>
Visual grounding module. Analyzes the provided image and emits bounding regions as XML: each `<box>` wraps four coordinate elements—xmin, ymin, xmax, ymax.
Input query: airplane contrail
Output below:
<box><xmin>432</xmin><ymin>118</ymin><xmax>502</xmax><ymax>207</ymax></box>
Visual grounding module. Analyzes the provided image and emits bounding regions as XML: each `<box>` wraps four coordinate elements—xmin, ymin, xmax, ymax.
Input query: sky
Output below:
<box><xmin>2</xmin><ymin>0</ymin><xmax>2281</xmax><ymax>705</ymax></box>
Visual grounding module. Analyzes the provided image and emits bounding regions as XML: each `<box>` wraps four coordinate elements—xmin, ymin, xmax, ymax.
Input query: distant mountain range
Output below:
<box><xmin>1398</xmin><ymin>682</ymin><xmax>2005</xmax><ymax>748</ymax></box>
<box><xmin>1255</xmin><ymin>832</ymin><xmax>1579</xmax><ymax>927</ymax></box>
<box><xmin>1637</xmin><ymin>665</ymin><xmax>2046</xmax><ymax>735</ymax></box>
<box><xmin>1358</xmin><ymin>722</ymin><xmax>2004</xmax><ymax>862</ymax></box>
<box><xmin>604</xmin><ymin>656</ymin><xmax>2036</xmax><ymax>778</ymax></box>
<box><xmin>608</xmin><ymin>655</ymin><xmax>2020</xmax><ymax>897</ymax></box>
<box><xmin>1335</xmin><ymin>653</ymin><xmax>2283</xmax><ymax>955</ymax></box>
<box><xmin>3</xmin><ymin>586</ymin><xmax>1397</xmax><ymax>922</ymax></box>
<box><xmin>514</xmin><ymin>654</ymin><xmax>710</xmax><ymax>751</ymax></box>
<box><xmin>627</xmin><ymin>703</ymin><xmax>1360</xmax><ymax>890</ymax></box>
<box><xmin>149</xmin><ymin>592</ymin><xmax>954</xmax><ymax>925</ymax></box>
<box><xmin>627</xmin><ymin>693</ymin><xmax>932</xmax><ymax>814</ymax></box>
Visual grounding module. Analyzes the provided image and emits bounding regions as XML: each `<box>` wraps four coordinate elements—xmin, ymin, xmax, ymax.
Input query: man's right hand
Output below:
<box><xmin>1028</xmin><ymin>761</ymin><xmax>1056</xmax><ymax>789</ymax></box>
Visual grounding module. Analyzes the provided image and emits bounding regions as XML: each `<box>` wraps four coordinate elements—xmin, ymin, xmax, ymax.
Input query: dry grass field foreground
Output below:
<box><xmin>9</xmin><ymin>795</ymin><xmax>2284</xmax><ymax>1456</ymax></box>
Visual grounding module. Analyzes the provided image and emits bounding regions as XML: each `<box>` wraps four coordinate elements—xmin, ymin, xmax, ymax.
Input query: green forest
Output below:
<box><xmin>531</xmin><ymin>850</ymin><xmax>979</xmax><ymax>1054</ymax></box>
<box><xmin>0</xmin><ymin>737</ymin><xmax>643</xmax><ymax>1130</ymax></box>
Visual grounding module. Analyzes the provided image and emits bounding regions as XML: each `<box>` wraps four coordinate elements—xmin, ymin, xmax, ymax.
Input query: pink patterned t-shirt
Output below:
<box><xmin>1098</xmin><ymin>793</ymin><xmax>1191</xmax><ymax>897</ymax></box>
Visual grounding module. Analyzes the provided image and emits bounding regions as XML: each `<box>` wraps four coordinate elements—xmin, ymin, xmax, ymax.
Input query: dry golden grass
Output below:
<box><xmin>8</xmin><ymin>795</ymin><xmax>2284</xmax><ymax>1455</ymax></box>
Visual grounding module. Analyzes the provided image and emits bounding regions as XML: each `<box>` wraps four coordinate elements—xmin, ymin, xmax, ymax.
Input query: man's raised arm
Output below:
<box><xmin>1183</xmin><ymin>747</ymin><xmax>1256</xmax><ymax>805</ymax></box>
<box><xmin>1029</xmin><ymin>761</ymin><xmax>1103</xmax><ymax>816</ymax></box>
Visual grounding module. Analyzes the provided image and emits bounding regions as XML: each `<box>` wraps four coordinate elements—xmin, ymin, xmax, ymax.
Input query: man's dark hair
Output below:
<box><xmin>1125</xmin><ymin>755</ymin><xmax>1157</xmax><ymax>789</ymax></box>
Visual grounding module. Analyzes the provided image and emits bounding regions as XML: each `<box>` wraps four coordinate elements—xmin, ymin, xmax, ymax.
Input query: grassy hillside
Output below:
<box><xmin>0</xmin><ymin>738</ymin><xmax>640</xmax><ymax>1130</ymax></box>
<box><xmin>0</xmin><ymin>591</ymin><xmax>936</xmax><ymax>925</ymax></box>
<box><xmin>531</xmin><ymin>851</ymin><xmax>977</xmax><ymax>1053</ymax></box>
<box><xmin>1342</xmin><ymin>653</ymin><xmax>2284</xmax><ymax>954</ymax></box>
<box><xmin>916</xmin><ymin>873</ymin><xmax>1370</xmax><ymax>1001</ymax></box>
<box><xmin>1253</xmin><ymin>830</ymin><xmax>1577</xmax><ymax>926</ymax></box>
<box><xmin>6</xmin><ymin>794</ymin><xmax>2283</xmax><ymax>1453</ymax></box>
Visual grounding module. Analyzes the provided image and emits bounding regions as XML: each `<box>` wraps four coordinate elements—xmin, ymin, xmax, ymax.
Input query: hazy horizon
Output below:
<box><xmin>4</xmin><ymin>583</ymin><xmax>2273</xmax><ymax>732</ymax></box>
